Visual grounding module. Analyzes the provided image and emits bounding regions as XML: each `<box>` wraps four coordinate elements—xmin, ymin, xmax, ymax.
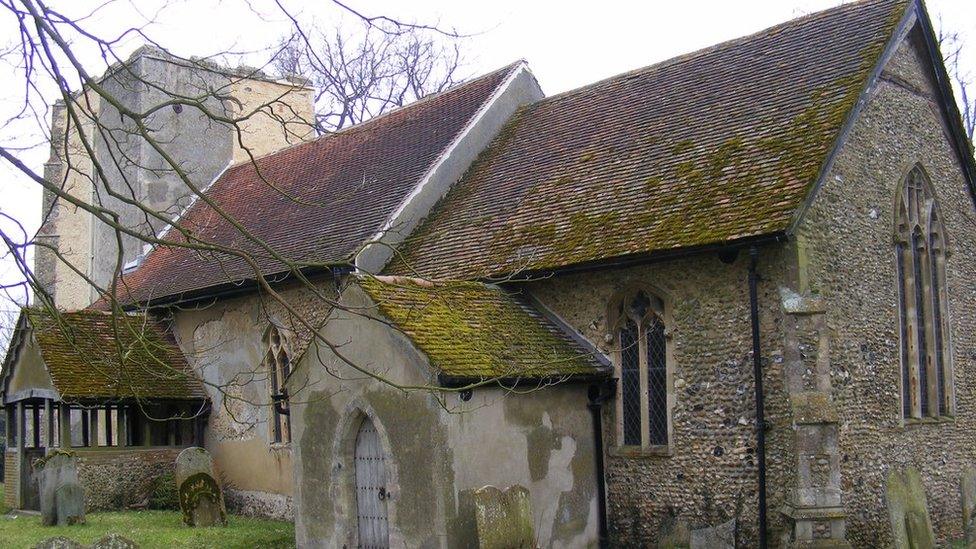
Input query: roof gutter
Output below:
<box><xmin>130</xmin><ymin>264</ymin><xmax>355</xmax><ymax>311</ymax></box>
<box><xmin>436</xmin><ymin>371</ymin><xmax>610</xmax><ymax>389</ymax></box>
<box><xmin>492</xmin><ymin>232</ymin><xmax>789</xmax><ymax>282</ymax></box>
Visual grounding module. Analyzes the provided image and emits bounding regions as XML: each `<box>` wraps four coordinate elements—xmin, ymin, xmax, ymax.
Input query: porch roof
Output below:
<box><xmin>1</xmin><ymin>309</ymin><xmax>206</xmax><ymax>403</ymax></box>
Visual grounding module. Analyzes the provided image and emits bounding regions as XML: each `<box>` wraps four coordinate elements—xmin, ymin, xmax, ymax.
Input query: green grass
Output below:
<box><xmin>0</xmin><ymin>508</ymin><xmax>295</xmax><ymax>549</ymax></box>
<box><xmin>0</xmin><ymin>483</ymin><xmax>8</xmax><ymax>514</ymax></box>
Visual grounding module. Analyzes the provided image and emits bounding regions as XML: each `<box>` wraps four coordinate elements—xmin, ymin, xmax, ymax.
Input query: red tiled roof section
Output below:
<box><xmin>119</xmin><ymin>63</ymin><xmax>520</xmax><ymax>303</ymax></box>
<box><xmin>26</xmin><ymin>309</ymin><xmax>206</xmax><ymax>401</ymax></box>
<box><xmin>388</xmin><ymin>0</ymin><xmax>908</xmax><ymax>279</ymax></box>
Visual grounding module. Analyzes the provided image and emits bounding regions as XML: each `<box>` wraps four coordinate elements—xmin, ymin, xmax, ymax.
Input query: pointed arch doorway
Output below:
<box><xmin>355</xmin><ymin>416</ymin><xmax>390</xmax><ymax>549</ymax></box>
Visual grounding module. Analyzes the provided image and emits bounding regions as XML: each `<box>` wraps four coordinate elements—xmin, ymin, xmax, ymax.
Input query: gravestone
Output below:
<box><xmin>35</xmin><ymin>451</ymin><xmax>85</xmax><ymax>526</ymax></box>
<box><xmin>91</xmin><ymin>534</ymin><xmax>139</xmax><ymax>548</ymax></box>
<box><xmin>55</xmin><ymin>483</ymin><xmax>86</xmax><ymax>526</ymax></box>
<box><xmin>962</xmin><ymin>467</ymin><xmax>976</xmax><ymax>545</ymax></box>
<box><xmin>690</xmin><ymin>519</ymin><xmax>735</xmax><ymax>549</ymax></box>
<box><xmin>457</xmin><ymin>485</ymin><xmax>534</xmax><ymax>549</ymax></box>
<box><xmin>175</xmin><ymin>447</ymin><xmax>226</xmax><ymax>527</ymax></box>
<box><xmin>33</xmin><ymin>537</ymin><xmax>83</xmax><ymax>549</ymax></box>
<box><xmin>886</xmin><ymin>467</ymin><xmax>935</xmax><ymax>549</ymax></box>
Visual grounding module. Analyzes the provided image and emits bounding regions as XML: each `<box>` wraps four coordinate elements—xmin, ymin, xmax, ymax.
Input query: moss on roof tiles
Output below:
<box><xmin>358</xmin><ymin>276</ymin><xmax>604</xmax><ymax>380</ymax></box>
<box><xmin>387</xmin><ymin>0</ymin><xmax>910</xmax><ymax>280</ymax></box>
<box><xmin>25</xmin><ymin>309</ymin><xmax>205</xmax><ymax>401</ymax></box>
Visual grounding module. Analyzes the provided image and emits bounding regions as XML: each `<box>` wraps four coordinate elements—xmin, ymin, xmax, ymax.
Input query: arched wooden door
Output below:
<box><xmin>355</xmin><ymin>417</ymin><xmax>390</xmax><ymax>549</ymax></box>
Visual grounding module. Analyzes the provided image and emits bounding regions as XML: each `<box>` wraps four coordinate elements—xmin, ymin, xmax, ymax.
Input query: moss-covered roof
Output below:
<box><xmin>20</xmin><ymin>309</ymin><xmax>205</xmax><ymax>401</ymax></box>
<box><xmin>358</xmin><ymin>276</ymin><xmax>607</xmax><ymax>381</ymax></box>
<box><xmin>388</xmin><ymin>0</ymin><xmax>908</xmax><ymax>279</ymax></box>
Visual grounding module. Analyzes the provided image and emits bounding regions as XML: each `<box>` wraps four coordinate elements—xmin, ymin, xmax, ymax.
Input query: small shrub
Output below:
<box><xmin>148</xmin><ymin>472</ymin><xmax>178</xmax><ymax>510</ymax></box>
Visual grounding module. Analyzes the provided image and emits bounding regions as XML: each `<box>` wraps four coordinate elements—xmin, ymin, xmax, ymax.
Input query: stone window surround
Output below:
<box><xmin>606</xmin><ymin>284</ymin><xmax>675</xmax><ymax>456</ymax></box>
<box><xmin>263</xmin><ymin>323</ymin><xmax>293</xmax><ymax>446</ymax></box>
<box><xmin>894</xmin><ymin>163</ymin><xmax>954</xmax><ymax>422</ymax></box>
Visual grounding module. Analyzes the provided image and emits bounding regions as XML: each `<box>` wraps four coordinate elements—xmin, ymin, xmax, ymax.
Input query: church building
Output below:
<box><xmin>3</xmin><ymin>0</ymin><xmax>975</xmax><ymax>547</ymax></box>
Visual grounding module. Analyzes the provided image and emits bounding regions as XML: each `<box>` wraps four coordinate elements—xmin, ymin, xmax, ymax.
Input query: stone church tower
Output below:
<box><xmin>35</xmin><ymin>46</ymin><xmax>314</xmax><ymax>310</ymax></box>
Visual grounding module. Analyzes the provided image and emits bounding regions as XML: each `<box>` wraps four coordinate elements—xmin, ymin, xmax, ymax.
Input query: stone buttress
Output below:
<box><xmin>779</xmin><ymin>288</ymin><xmax>851</xmax><ymax>548</ymax></box>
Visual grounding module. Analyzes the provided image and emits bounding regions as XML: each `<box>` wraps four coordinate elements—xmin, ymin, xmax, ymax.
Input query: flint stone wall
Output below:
<box><xmin>524</xmin><ymin>246</ymin><xmax>795</xmax><ymax>547</ymax></box>
<box><xmin>522</xmin><ymin>29</ymin><xmax>976</xmax><ymax>548</ymax></box>
<box><xmin>74</xmin><ymin>447</ymin><xmax>182</xmax><ymax>511</ymax></box>
<box><xmin>796</xmin><ymin>35</ymin><xmax>976</xmax><ymax>546</ymax></box>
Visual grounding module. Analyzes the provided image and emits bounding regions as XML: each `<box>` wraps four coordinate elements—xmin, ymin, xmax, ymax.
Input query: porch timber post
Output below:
<box><xmin>142</xmin><ymin>407</ymin><xmax>152</xmax><ymax>446</ymax></box>
<box><xmin>15</xmin><ymin>401</ymin><xmax>25</xmax><ymax>509</ymax></box>
<box><xmin>81</xmin><ymin>409</ymin><xmax>89</xmax><ymax>447</ymax></box>
<box><xmin>89</xmin><ymin>408</ymin><xmax>99</xmax><ymax>446</ymax></box>
<box><xmin>31</xmin><ymin>405</ymin><xmax>40</xmax><ymax>448</ymax></box>
<box><xmin>116</xmin><ymin>406</ymin><xmax>126</xmax><ymax>447</ymax></box>
<box><xmin>105</xmin><ymin>407</ymin><xmax>113</xmax><ymax>447</ymax></box>
<box><xmin>45</xmin><ymin>399</ymin><xmax>54</xmax><ymax>448</ymax></box>
<box><xmin>58</xmin><ymin>403</ymin><xmax>71</xmax><ymax>448</ymax></box>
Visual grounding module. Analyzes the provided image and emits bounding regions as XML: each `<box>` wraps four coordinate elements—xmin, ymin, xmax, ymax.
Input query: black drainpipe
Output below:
<box><xmin>587</xmin><ymin>380</ymin><xmax>614</xmax><ymax>548</ymax></box>
<box><xmin>748</xmin><ymin>246</ymin><xmax>768</xmax><ymax>549</ymax></box>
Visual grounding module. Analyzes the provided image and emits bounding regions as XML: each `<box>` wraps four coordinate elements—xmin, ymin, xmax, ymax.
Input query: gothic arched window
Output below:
<box><xmin>611</xmin><ymin>289</ymin><xmax>670</xmax><ymax>447</ymax></box>
<box><xmin>895</xmin><ymin>166</ymin><xmax>951</xmax><ymax>419</ymax></box>
<box><xmin>264</xmin><ymin>324</ymin><xmax>292</xmax><ymax>443</ymax></box>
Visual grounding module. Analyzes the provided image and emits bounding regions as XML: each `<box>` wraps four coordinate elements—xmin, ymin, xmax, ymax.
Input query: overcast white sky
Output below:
<box><xmin>0</xmin><ymin>0</ymin><xmax>973</xmax><ymax>314</ymax></box>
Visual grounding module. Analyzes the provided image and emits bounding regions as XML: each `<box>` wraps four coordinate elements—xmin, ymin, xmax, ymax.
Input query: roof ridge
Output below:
<box><xmin>538</xmin><ymin>0</ymin><xmax>905</xmax><ymax>107</ymax></box>
<box><xmin>224</xmin><ymin>60</ymin><xmax>526</xmax><ymax>171</ymax></box>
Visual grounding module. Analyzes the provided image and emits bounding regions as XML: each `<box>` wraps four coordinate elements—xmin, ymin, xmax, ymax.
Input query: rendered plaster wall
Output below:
<box><xmin>795</xmin><ymin>32</ymin><xmax>976</xmax><ymax>546</ymax></box>
<box><xmin>228</xmin><ymin>77</ymin><xmax>314</xmax><ymax>165</ymax></box>
<box><xmin>35</xmin><ymin>90</ymin><xmax>100</xmax><ymax>311</ymax></box>
<box><xmin>75</xmin><ymin>447</ymin><xmax>182</xmax><ymax>511</ymax></box>
<box><xmin>5</xmin><ymin>333</ymin><xmax>55</xmax><ymax>399</ymax></box>
<box><xmin>289</xmin><ymin>283</ymin><xmax>600</xmax><ymax>548</ymax></box>
<box><xmin>168</xmin><ymin>279</ymin><xmax>335</xmax><ymax>520</ymax></box>
<box><xmin>522</xmin><ymin>248</ymin><xmax>798</xmax><ymax>547</ymax></box>
<box><xmin>34</xmin><ymin>48</ymin><xmax>314</xmax><ymax>310</ymax></box>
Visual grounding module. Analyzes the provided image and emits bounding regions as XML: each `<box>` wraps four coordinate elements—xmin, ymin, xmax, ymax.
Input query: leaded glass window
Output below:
<box><xmin>895</xmin><ymin>166</ymin><xmax>951</xmax><ymax>419</ymax></box>
<box><xmin>264</xmin><ymin>324</ymin><xmax>292</xmax><ymax>444</ymax></box>
<box><xmin>612</xmin><ymin>289</ymin><xmax>670</xmax><ymax>448</ymax></box>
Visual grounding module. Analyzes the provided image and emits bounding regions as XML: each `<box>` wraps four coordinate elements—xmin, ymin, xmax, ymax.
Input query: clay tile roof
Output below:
<box><xmin>358</xmin><ymin>276</ymin><xmax>608</xmax><ymax>381</ymax></box>
<box><xmin>118</xmin><ymin>63</ymin><xmax>522</xmax><ymax>304</ymax></box>
<box><xmin>23</xmin><ymin>309</ymin><xmax>205</xmax><ymax>401</ymax></box>
<box><xmin>387</xmin><ymin>0</ymin><xmax>908</xmax><ymax>279</ymax></box>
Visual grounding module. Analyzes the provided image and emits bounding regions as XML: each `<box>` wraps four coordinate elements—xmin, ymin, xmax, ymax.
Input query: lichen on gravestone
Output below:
<box><xmin>961</xmin><ymin>467</ymin><xmax>976</xmax><ymax>544</ymax></box>
<box><xmin>690</xmin><ymin>519</ymin><xmax>735</xmax><ymax>549</ymax></box>
<box><xmin>55</xmin><ymin>483</ymin><xmax>86</xmax><ymax>526</ymax></box>
<box><xmin>174</xmin><ymin>447</ymin><xmax>226</xmax><ymax>527</ymax></box>
<box><xmin>457</xmin><ymin>485</ymin><xmax>534</xmax><ymax>549</ymax></box>
<box><xmin>34</xmin><ymin>451</ymin><xmax>85</xmax><ymax>527</ymax></box>
<box><xmin>32</xmin><ymin>537</ymin><xmax>84</xmax><ymax>549</ymax></box>
<box><xmin>886</xmin><ymin>467</ymin><xmax>935</xmax><ymax>549</ymax></box>
<box><xmin>90</xmin><ymin>533</ymin><xmax>139</xmax><ymax>548</ymax></box>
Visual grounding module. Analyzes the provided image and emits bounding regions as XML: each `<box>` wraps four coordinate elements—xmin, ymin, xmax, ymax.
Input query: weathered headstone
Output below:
<box><xmin>175</xmin><ymin>447</ymin><xmax>226</xmax><ymax>527</ymax></box>
<box><xmin>457</xmin><ymin>485</ymin><xmax>534</xmax><ymax>548</ymax></box>
<box><xmin>91</xmin><ymin>533</ymin><xmax>139</xmax><ymax>548</ymax></box>
<box><xmin>962</xmin><ymin>467</ymin><xmax>976</xmax><ymax>544</ymax></box>
<box><xmin>33</xmin><ymin>537</ymin><xmax>84</xmax><ymax>549</ymax></box>
<box><xmin>886</xmin><ymin>467</ymin><xmax>935</xmax><ymax>549</ymax></box>
<box><xmin>690</xmin><ymin>519</ymin><xmax>735</xmax><ymax>549</ymax></box>
<box><xmin>34</xmin><ymin>451</ymin><xmax>85</xmax><ymax>526</ymax></box>
<box><xmin>55</xmin><ymin>483</ymin><xmax>86</xmax><ymax>526</ymax></box>
<box><xmin>657</xmin><ymin>516</ymin><xmax>691</xmax><ymax>548</ymax></box>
